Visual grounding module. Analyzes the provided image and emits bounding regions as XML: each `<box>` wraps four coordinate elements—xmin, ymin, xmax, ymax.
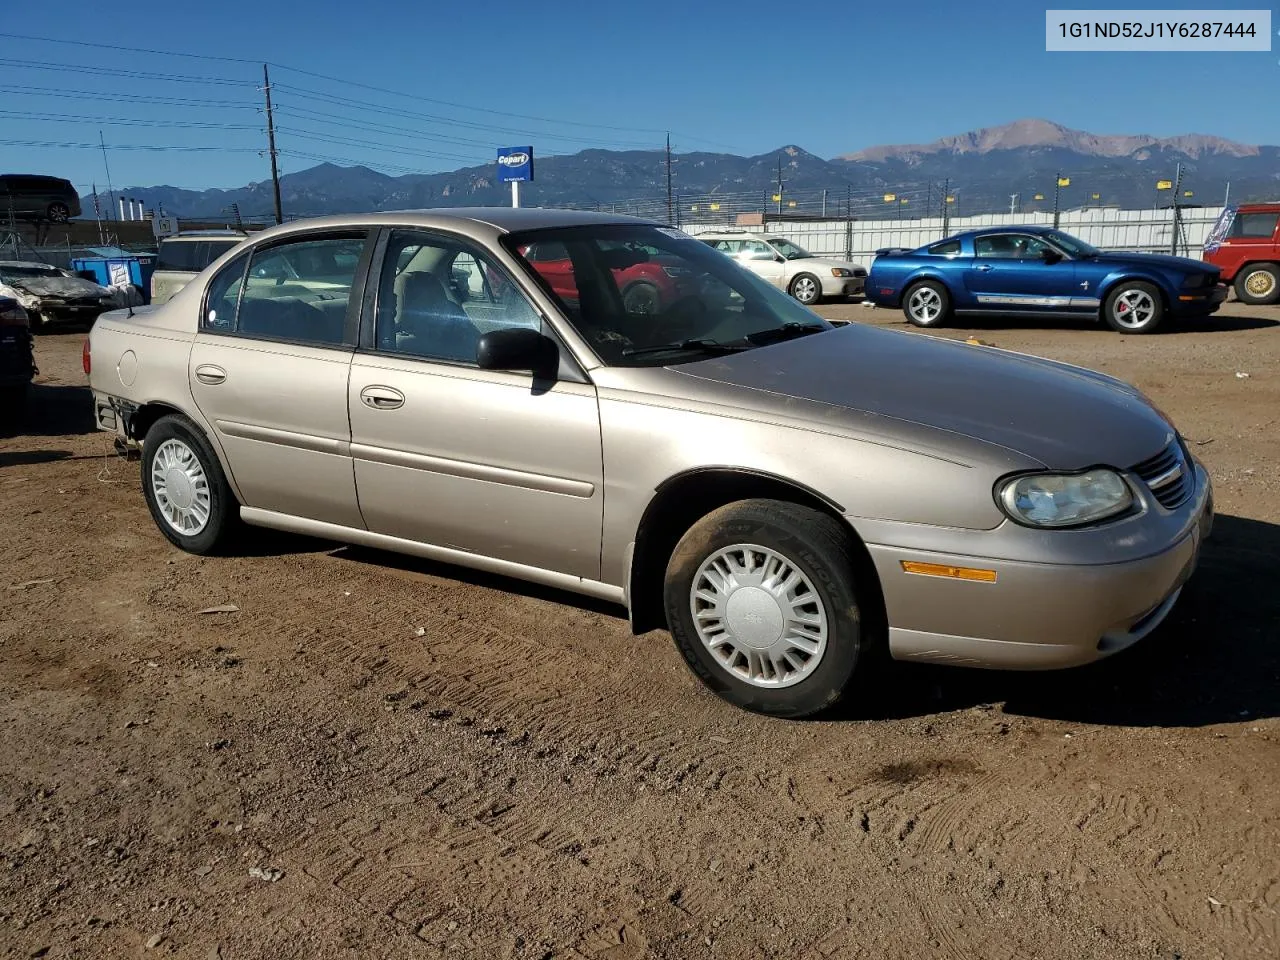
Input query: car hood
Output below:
<box><xmin>1086</xmin><ymin>251</ymin><xmax>1216</xmax><ymax>274</ymax></box>
<box><xmin>674</xmin><ymin>324</ymin><xmax>1174</xmax><ymax>470</ymax></box>
<box><xmin>793</xmin><ymin>256</ymin><xmax>864</xmax><ymax>272</ymax></box>
<box><xmin>6</xmin><ymin>275</ymin><xmax>108</xmax><ymax>298</ymax></box>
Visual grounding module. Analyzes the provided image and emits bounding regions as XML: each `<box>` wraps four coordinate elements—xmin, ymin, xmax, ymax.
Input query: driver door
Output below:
<box><xmin>964</xmin><ymin>233</ymin><xmax>1076</xmax><ymax>310</ymax></box>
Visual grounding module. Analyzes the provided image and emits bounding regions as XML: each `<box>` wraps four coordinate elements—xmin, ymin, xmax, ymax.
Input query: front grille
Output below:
<box><xmin>1130</xmin><ymin>440</ymin><xmax>1193</xmax><ymax>510</ymax></box>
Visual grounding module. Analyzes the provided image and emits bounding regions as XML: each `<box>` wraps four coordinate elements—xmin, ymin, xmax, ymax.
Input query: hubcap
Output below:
<box><xmin>151</xmin><ymin>439</ymin><xmax>211</xmax><ymax>535</ymax></box>
<box><xmin>1113</xmin><ymin>289</ymin><xmax>1156</xmax><ymax>328</ymax></box>
<box><xmin>794</xmin><ymin>277</ymin><xmax>817</xmax><ymax>302</ymax></box>
<box><xmin>908</xmin><ymin>286</ymin><xmax>942</xmax><ymax>322</ymax></box>
<box><xmin>690</xmin><ymin>544</ymin><xmax>828</xmax><ymax>689</ymax></box>
<box><xmin>1244</xmin><ymin>270</ymin><xmax>1276</xmax><ymax>298</ymax></box>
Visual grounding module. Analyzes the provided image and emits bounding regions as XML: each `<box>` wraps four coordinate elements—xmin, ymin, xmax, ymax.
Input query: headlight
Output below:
<box><xmin>663</xmin><ymin>266</ymin><xmax>691</xmax><ymax>278</ymax></box>
<box><xmin>831</xmin><ymin>268</ymin><xmax>852</xmax><ymax>277</ymax></box>
<box><xmin>17</xmin><ymin>293</ymin><xmax>39</xmax><ymax>310</ymax></box>
<box><xmin>998</xmin><ymin>470</ymin><xmax>1132</xmax><ymax>527</ymax></box>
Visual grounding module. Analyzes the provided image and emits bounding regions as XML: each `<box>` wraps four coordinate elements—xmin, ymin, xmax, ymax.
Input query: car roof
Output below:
<box><xmin>959</xmin><ymin>225</ymin><xmax>1057</xmax><ymax>237</ymax></box>
<box><xmin>163</xmin><ymin>231</ymin><xmax>250</xmax><ymax>239</ymax></box>
<box><xmin>249</xmin><ymin>207</ymin><xmax>661</xmax><ymax>242</ymax></box>
<box><xmin>0</xmin><ymin>260</ymin><xmax>59</xmax><ymax>269</ymax></box>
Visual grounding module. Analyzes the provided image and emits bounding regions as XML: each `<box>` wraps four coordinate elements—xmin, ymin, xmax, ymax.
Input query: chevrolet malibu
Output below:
<box><xmin>86</xmin><ymin>209</ymin><xmax>1213</xmax><ymax>718</ymax></box>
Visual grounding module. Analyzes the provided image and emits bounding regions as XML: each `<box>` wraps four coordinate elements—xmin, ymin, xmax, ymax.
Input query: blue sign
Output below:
<box><xmin>496</xmin><ymin>146</ymin><xmax>534</xmax><ymax>183</ymax></box>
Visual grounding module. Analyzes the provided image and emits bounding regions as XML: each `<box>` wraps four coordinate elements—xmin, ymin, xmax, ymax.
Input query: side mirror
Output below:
<box><xmin>775</xmin><ymin>255</ymin><xmax>786</xmax><ymax>263</ymax></box>
<box><xmin>476</xmin><ymin>327</ymin><xmax>559</xmax><ymax>378</ymax></box>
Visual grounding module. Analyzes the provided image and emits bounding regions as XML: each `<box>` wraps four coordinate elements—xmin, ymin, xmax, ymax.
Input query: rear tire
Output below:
<box><xmin>902</xmin><ymin>280</ymin><xmax>950</xmax><ymax>327</ymax></box>
<box><xmin>1234</xmin><ymin>264</ymin><xmax>1280</xmax><ymax>306</ymax></box>
<box><xmin>47</xmin><ymin>202</ymin><xmax>71</xmax><ymax>223</ymax></box>
<box><xmin>663</xmin><ymin>499</ymin><xmax>875</xmax><ymax>718</ymax></box>
<box><xmin>790</xmin><ymin>273</ymin><xmax>822</xmax><ymax>305</ymax></box>
<box><xmin>1103</xmin><ymin>280</ymin><xmax>1163</xmax><ymax>334</ymax></box>
<box><xmin>141</xmin><ymin>414</ymin><xmax>238</xmax><ymax>555</ymax></box>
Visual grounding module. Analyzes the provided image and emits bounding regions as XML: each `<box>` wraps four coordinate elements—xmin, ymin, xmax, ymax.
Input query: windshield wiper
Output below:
<box><xmin>621</xmin><ymin>338</ymin><xmax>747</xmax><ymax>358</ymax></box>
<box><xmin>744</xmin><ymin>322</ymin><xmax>827</xmax><ymax>345</ymax></box>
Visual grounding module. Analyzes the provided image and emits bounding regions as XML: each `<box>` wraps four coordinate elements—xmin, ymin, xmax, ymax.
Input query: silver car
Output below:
<box><xmin>86</xmin><ymin>209</ymin><xmax>1213</xmax><ymax>718</ymax></box>
<box><xmin>698</xmin><ymin>231</ymin><xmax>867</xmax><ymax>304</ymax></box>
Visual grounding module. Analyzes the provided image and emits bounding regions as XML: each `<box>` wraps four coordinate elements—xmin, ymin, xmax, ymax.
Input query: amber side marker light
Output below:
<box><xmin>901</xmin><ymin>561</ymin><xmax>998</xmax><ymax>583</ymax></box>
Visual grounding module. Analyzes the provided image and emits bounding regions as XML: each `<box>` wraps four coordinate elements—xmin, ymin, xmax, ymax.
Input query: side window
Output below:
<box><xmin>928</xmin><ymin>239</ymin><xmax>961</xmax><ymax>256</ymax></box>
<box><xmin>375</xmin><ymin>231</ymin><xmax>541</xmax><ymax>364</ymax></box>
<box><xmin>1230</xmin><ymin>213</ymin><xmax>1279</xmax><ymax>239</ymax></box>
<box><xmin>156</xmin><ymin>241</ymin><xmax>195</xmax><ymax>272</ymax></box>
<box><xmin>742</xmin><ymin>239</ymin><xmax>775</xmax><ymax>260</ymax></box>
<box><xmin>974</xmin><ymin>234</ymin><xmax>1025</xmax><ymax>259</ymax></box>
<box><xmin>202</xmin><ymin>254</ymin><xmax>249</xmax><ymax>331</ymax></box>
<box><xmin>235</xmin><ymin>235</ymin><xmax>367</xmax><ymax>345</ymax></box>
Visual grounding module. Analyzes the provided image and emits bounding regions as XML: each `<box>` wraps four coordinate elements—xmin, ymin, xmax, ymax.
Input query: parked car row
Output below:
<box><xmin>85</xmin><ymin>208</ymin><xmax>1213</xmax><ymax>719</ymax></box>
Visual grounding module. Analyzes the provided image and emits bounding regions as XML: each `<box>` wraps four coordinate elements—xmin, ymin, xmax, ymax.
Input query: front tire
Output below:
<box><xmin>141</xmin><ymin>414</ymin><xmax>238</xmax><ymax>554</ymax></box>
<box><xmin>47</xmin><ymin>202</ymin><xmax>71</xmax><ymax>223</ymax></box>
<box><xmin>663</xmin><ymin>499</ymin><xmax>873</xmax><ymax>718</ymax></box>
<box><xmin>1234</xmin><ymin>264</ymin><xmax>1280</xmax><ymax>306</ymax></box>
<box><xmin>902</xmin><ymin>280</ymin><xmax>950</xmax><ymax>327</ymax></box>
<box><xmin>789</xmin><ymin>273</ymin><xmax>822</xmax><ymax>305</ymax></box>
<box><xmin>1103</xmin><ymin>281</ymin><xmax>1163</xmax><ymax>334</ymax></box>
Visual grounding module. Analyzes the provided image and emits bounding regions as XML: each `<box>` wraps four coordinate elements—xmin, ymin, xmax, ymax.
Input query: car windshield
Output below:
<box><xmin>505</xmin><ymin>224</ymin><xmax>830</xmax><ymax>366</ymax></box>
<box><xmin>768</xmin><ymin>238</ymin><xmax>812</xmax><ymax>260</ymax></box>
<box><xmin>1</xmin><ymin>264</ymin><xmax>62</xmax><ymax>279</ymax></box>
<box><xmin>1044</xmin><ymin>230</ymin><xmax>1099</xmax><ymax>258</ymax></box>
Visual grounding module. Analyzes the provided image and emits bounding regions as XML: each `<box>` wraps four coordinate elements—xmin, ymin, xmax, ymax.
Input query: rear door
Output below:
<box><xmin>188</xmin><ymin>230</ymin><xmax>373</xmax><ymax>528</ymax></box>
<box><xmin>965</xmin><ymin>233</ymin><xmax>1077</xmax><ymax>310</ymax></box>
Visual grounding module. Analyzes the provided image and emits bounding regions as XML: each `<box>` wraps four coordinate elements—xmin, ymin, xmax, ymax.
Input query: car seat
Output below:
<box><xmin>396</xmin><ymin>271</ymin><xmax>482</xmax><ymax>363</ymax></box>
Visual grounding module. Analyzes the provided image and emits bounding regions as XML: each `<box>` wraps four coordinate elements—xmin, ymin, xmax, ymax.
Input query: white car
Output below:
<box><xmin>699</xmin><ymin>232</ymin><xmax>867</xmax><ymax>305</ymax></box>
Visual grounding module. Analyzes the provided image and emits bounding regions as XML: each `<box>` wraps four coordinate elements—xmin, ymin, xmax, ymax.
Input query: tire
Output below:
<box><xmin>141</xmin><ymin>414</ymin><xmax>239</xmax><ymax>554</ymax></box>
<box><xmin>663</xmin><ymin>498</ymin><xmax>875</xmax><ymax>718</ymax></box>
<box><xmin>901</xmin><ymin>279</ymin><xmax>950</xmax><ymax>327</ymax></box>
<box><xmin>622</xmin><ymin>282</ymin><xmax>661</xmax><ymax>315</ymax></box>
<box><xmin>1103</xmin><ymin>280</ymin><xmax>1163</xmax><ymax>334</ymax></box>
<box><xmin>46</xmin><ymin>202</ymin><xmax>70</xmax><ymax>223</ymax></box>
<box><xmin>789</xmin><ymin>272</ymin><xmax>822</xmax><ymax>305</ymax></box>
<box><xmin>1233</xmin><ymin>264</ymin><xmax>1280</xmax><ymax>306</ymax></box>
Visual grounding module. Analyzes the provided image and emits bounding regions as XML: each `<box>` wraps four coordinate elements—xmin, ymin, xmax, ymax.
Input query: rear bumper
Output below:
<box><xmin>821</xmin><ymin>275</ymin><xmax>866</xmax><ymax>298</ymax></box>
<box><xmin>860</xmin><ymin>463</ymin><xmax>1213</xmax><ymax>670</ymax></box>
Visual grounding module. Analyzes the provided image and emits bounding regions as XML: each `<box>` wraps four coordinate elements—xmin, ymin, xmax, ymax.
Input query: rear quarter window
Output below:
<box><xmin>155</xmin><ymin>241</ymin><xmax>197</xmax><ymax>272</ymax></box>
<box><xmin>928</xmin><ymin>239</ymin><xmax>962</xmax><ymax>256</ymax></box>
<box><xmin>1230</xmin><ymin>213</ymin><xmax>1279</xmax><ymax>239</ymax></box>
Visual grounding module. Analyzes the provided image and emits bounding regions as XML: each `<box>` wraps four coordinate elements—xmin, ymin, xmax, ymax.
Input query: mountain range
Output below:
<box><xmin>91</xmin><ymin>119</ymin><xmax>1279</xmax><ymax>222</ymax></box>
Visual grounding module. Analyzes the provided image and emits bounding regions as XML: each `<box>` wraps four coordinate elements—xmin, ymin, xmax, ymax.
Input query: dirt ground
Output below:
<box><xmin>2</xmin><ymin>301</ymin><xmax>1278</xmax><ymax>960</ymax></box>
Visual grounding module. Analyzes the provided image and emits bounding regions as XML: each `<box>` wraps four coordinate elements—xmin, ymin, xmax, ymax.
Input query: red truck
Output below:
<box><xmin>1201</xmin><ymin>203</ymin><xmax>1280</xmax><ymax>305</ymax></box>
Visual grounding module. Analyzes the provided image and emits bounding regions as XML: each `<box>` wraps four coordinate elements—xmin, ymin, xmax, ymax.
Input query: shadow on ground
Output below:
<box><xmin>0</xmin><ymin>383</ymin><xmax>96</xmax><ymax>439</ymax></box>
<box><xmin>837</xmin><ymin>513</ymin><xmax>1280</xmax><ymax>728</ymax></box>
<box><xmin>933</xmin><ymin>310</ymin><xmax>1279</xmax><ymax>334</ymax></box>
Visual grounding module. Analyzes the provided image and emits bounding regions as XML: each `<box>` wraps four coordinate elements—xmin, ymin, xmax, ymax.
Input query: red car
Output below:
<box><xmin>517</xmin><ymin>240</ymin><xmax>699</xmax><ymax>314</ymax></box>
<box><xmin>1201</xmin><ymin>203</ymin><xmax>1280</xmax><ymax>305</ymax></box>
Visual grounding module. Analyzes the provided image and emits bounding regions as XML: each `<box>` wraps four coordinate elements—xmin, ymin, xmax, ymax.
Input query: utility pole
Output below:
<box><xmin>99</xmin><ymin>130</ymin><xmax>117</xmax><ymax>224</ymax></box>
<box><xmin>776</xmin><ymin>158</ymin><xmax>786</xmax><ymax>215</ymax></box>
<box><xmin>942</xmin><ymin>177</ymin><xmax>951</xmax><ymax>237</ymax></box>
<box><xmin>664</xmin><ymin>132</ymin><xmax>673</xmax><ymax>225</ymax></box>
<box><xmin>263</xmin><ymin>63</ymin><xmax>283</xmax><ymax>225</ymax></box>
<box><xmin>1170</xmin><ymin>162</ymin><xmax>1183</xmax><ymax>256</ymax></box>
<box><xmin>1052</xmin><ymin>172</ymin><xmax>1062</xmax><ymax>230</ymax></box>
<box><xmin>1009</xmin><ymin>193</ymin><xmax>1018</xmax><ymax>215</ymax></box>
<box><xmin>821</xmin><ymin>188</ymin><xmax>827</xmax><ymax>218</ymax></box>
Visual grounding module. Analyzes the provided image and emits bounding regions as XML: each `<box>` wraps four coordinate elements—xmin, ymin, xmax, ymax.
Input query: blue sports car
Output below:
<box><xmin>865</xmin><ymin>226</ymin><xmax>1226</xmax><ymax>334</ymax></box>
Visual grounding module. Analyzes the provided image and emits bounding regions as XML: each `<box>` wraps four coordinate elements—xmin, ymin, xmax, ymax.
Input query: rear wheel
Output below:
<box><xmin>663</xmin><ymin>499</ymin><xmax>875</xmax><ymax>718</ymax></box>
<box><xmin>141</xmin><ymin>414</ymin><xmax>238</xmax><ymax>554</ymax></box>
<box><xmin>1103</xmin><ymin>281</ymin><xmax>1163</xmax><ymax>334</ymax></box>
<box><xmin>902</xmin><ymin>280</ymin><xmax>950</xmax><ymax>327</ymax></box>
<box><xmin>46</xmin><ymin>202</ymin><xmax>70</xmax><ymax>223</ymax></box>
<box><xmin>789</xmin><ymin>273</ymin><xmax>822</xmax><ymax>305</ymax></box>
<box><xmin>1234</xmin><ymin>264</ymin><xmax>1280</xmax><ymax>306</ymax></box>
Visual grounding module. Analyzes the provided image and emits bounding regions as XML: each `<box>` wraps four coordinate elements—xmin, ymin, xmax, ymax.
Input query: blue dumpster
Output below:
<box><xmin>71</xmin><ymin>254</ymin><xmax>158</xmax><ymax>304</ymax></box>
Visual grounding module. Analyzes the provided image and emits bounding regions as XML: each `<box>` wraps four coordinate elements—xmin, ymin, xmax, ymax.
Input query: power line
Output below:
<box><xmin>0</xmin><ymin>57</ymin><xmax>255</xmax><ymax>85</ymax></box>
<box><xmin>0</xmin><ymin>84</ymin><xmax>257</xmax><ymax>109</ymax></box>
<box><xmin>0</xmin><ymin>108</ymin><xmax>259</xmax><ymax>131</ymax></box>
<box><xmin>0</xmin><ymin>31</ymin><xmax>259</xmax><ymax>64</ymax></box>
<box><xmin>0</xmin><ymin>137</ymin><xmax>262</xmax><ymax>153</ymax></box>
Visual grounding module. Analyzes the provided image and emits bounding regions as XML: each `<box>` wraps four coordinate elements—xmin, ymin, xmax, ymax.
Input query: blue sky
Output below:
<box><xmin>0</xmin><ymin>0</ymin><xmax>1275</xmax><ymax>192</ymax></box>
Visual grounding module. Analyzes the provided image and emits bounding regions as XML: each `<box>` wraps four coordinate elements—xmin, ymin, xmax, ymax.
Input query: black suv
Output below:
<box><xmin>0</xmin><ymin>174</ymin><xmax>82</xmax><ymax>223</ymax></box>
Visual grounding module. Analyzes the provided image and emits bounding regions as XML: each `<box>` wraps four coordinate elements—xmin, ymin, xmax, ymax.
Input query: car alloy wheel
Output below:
<box><xmin>907</xmin><ymin>285</ymin><xmax>944</xmax><ymax>323</ymax></box>
<box><xmin>791</xmin><ymin>275</ymin><xmax>819</xmax><ymax>305</ymax></box>
<box><xmin>689</xmin><ymin>543</ymin><xmax>828</xmax><ymax>688</ymax></box>
<box><xmin>1244</xmin><ymin>268</ymin><xmax>1276</xmax><ymax>299</ymax></box>
<box><xmin>150</xmin><ymin>438</ymin><xmax>212</xmax><ymax>535</ymax></box>
<box><xmin>47</xmin><ymin>203</ymin><xmax>70</xmax><ymax>223</ymax></box>
<box><xmin>1111</xmin><ymin>288</ymin><xmax>1156</xmax><ymax>330</ymax></box>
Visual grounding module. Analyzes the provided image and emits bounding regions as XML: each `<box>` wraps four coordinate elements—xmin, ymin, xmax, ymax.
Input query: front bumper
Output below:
<box><xmin>1171</xmin><ymin>283</ymin><xmax>1228</xmax><ymax>316</ymax></box>
<box><xmin>821</xmin><ymin>275</ymin><xmax>866</xmax><ymax>298</ymax></box>
<box><xmin>861</xmin><ymin>462</ymin><xmax>1213</xmax><ymax>670</ymax></box>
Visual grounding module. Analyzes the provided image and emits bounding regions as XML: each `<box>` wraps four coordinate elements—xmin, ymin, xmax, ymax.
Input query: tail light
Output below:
<box><xmin>82</xmin><ymin>338</ymin><xmax>91</xmax><ymax>376</ymax></box>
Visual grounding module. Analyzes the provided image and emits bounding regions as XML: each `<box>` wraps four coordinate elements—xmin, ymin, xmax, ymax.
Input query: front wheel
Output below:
<box><xmin>663</xmin><ymin>499</ymin><xmax>874</xmax><ymax>718</ymax></box>
<box><xmin>47</xmin><ymin>202</ymin><xmax>71</xmax><ymax>223</ymax></box>
<box><xmin>141</xmin><ymin>414</ymin><xmax>238</xmax><ymax>554</ymax></box>
<box><xmin>789</xmin><ymin>273</ymin><xmax>822</xmax><ymax>305</ymax></box>
<box><xmin>1103</xmin><ymin>281</ymin><xmax>1163</xmax><ymax>334</ymax></box>
<box><xmin>1234</xmin><ymin>264</ymin><xmax>1280</xmax><ymax>306</ymax></box>
<box><xmin>902</xmin><ymin>280</ymin><xmax>950</xmax><ymax>327</ymax></box>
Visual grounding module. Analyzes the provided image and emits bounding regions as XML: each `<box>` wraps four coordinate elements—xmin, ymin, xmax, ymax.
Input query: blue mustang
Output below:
<box><xmin>865</xmin><ymin>226</ymin><xmax>1226</xmax><ymax>334</ymax></box>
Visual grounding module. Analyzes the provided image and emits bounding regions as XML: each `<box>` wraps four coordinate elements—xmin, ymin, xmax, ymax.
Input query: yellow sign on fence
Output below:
<box><xmin>1057</xmin><ymin>177</ymin><xmax>1071</xmax><ymax>187</ymax></box>
<box><xmin>883</xmin><ymin>193</ymin><xmax>896</xmax><ymax>203</ymax></box>
<box><xmin>1156</xmin><ymin>179</ymin><xmax>1173</xmax><ymax>190</ymax></box>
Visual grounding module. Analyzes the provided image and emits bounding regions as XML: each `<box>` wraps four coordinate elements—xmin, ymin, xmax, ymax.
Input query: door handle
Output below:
<box><xmin>360</xmin><ymin>385</ymin><xmax>405</xmax><ymax>410</ymax></box>
<box><xmin>194</xmin><ymin>364</ymin><xmax>227</xmax><ymax>385</ymax></box>
<box><xmin>975</xmin><ymin>264</ymin><xmax>994</xmax><ymax>272</ymax></box>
